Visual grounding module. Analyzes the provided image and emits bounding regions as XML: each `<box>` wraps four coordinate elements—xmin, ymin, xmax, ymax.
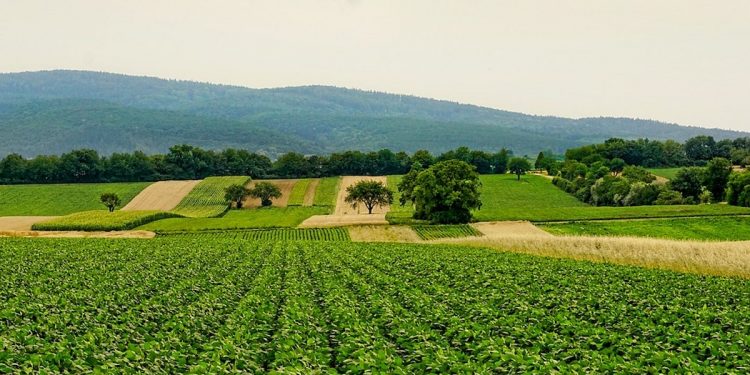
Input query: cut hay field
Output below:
<box><xmin>540</xmin><ymin>216</ymin><xmax>750</xmax><ymax>241</ymax></box>
<box><xmin>387</xmin><ymin>174</ymin><xmax>750</xmax><ymax>223</ymax></box>
<box><xmin>122</xmin><ymin>180</ymin><xmax>200</xmax><ymax>211</ymax></box>
<box><xmin>3</xmin><ymin>237</ymin><xmax>750</xmax><ymax>372</ymax></box>
<box><xmin>0</xmin><ymin>182</ymin><xmax>150</xmax><ymax>216</ymax></box>
<box><xmin>172</xmin><ymin>176</ymin><xmax>249</xmax><ymax>217</ymax></box>
<box><xmin>139</xmin><ymin>206</ymin><xmax>329</xmax><ymax>232</ymax></box>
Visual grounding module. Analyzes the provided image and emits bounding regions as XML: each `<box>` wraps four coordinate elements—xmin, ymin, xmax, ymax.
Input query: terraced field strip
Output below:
<box><xmin>159</xmin><ymin>227</ymin><xmax>350</xmax><ymax>241</ymax></box>
<box><xmin>287</xmin><ymin>179</ymin><xmax>312</xmax><ymax>206</ymax></box>
<box><xmin>313</xmin><ymin>177</ymin><xmax>341</xmax><ymax>207</ymax></box>
<box><xmin>335</xmin><ymin>176</ymin><xmax>390</xmax><ymax>215</ymax></box>
<box><xmin>412</xmin><ymin>224</ymin><xmax>483</xmax><ymax>240</ymax></box>
<box><xmin>122</xmin><ymin>180</ymin><xmax>200</xmax><ymax>211</ymax></box>
<box><xmin>243</xmin><ymin>179</ymin><xmax>297</xmax><ymax>208</ymax></box>
<box><xmin>172</xmin><ymin>176</ymin><xmax>250</xmax><ymax>217</ymax></box>
<box><xmin>303</xmin><ymin>179</ymin><xmax>320</xmax><ymax>206</ymax></box>
<box><xmin>4</xmin><ymin>238</ymin><xmax>750</xmax><ymax>372</ymax></box>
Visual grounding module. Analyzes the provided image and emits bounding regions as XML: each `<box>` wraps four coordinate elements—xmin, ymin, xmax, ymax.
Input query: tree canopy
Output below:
<box><xmin>344</xmin><ymin>180</ymin><xmax>394</xmax><ymax>214</ymax></box>
<box><xmin>249</xmin><ymin>182</ymin><xmax>282</xmax><ymax>207</ymax></box>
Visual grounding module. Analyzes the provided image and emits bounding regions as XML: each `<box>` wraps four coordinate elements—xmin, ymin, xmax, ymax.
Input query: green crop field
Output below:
<box><xmin>0</xmin><ymin>182</ymin><xmax>150</xmax><ymax>216</ymax></box>
<box><xmin>160</xmin><ymin>227</ymin><xmax>350</xmax><ymax>241</ymax></box>
<box><xmin>31</xmin><ymin>210</ymin><xmax>180</xmax><ymax>231</ymax></box>
<box><xmin>647</xmin><ymin>167</ymin><xmax>683</xmax><ymax>180</ymax></box>
<box><xmin>540</xmin><ymin>216</ymin><xmax>750</xmax><ymax>241</ymax></box>
<box><xmin>2</xmin><ymin>238</ymin><xmax>749</xmax><ymax>372</ymax></box>
<box><xmin>172</xmin><ymin>176</ymin><xmax>249</xmax><ymax>217</ymax></box>
<box><xmin>389</xmin><ymin>174</ymin><xmax>750</xmax><ymax>223</ymax></box>
<box><xmin>286</xmin><ymin>179</ymin><xmax>310</xmax><ymax>206</ymax></box>
<box><xmin>140</xmin><ymin>206</ymin><xmax>329</xmax><ymax>232</ymax></box>
<box><xmin>412</xmin><ymin>224</ymin><xmax>482</xmax><ymax>240</ymax></box>
<box><xmin>312</xmin><ymin>177</ymin><xmax>340</xmax><ymax>207</ymax></box>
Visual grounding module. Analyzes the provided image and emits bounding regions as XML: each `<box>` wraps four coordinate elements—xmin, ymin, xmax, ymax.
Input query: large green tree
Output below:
<box><xmin>249</xmin><ymin>182</ymin><xmax>282</xmax><ymax>207</ymax></box>
<box><xmin>703</xmin><ymin>157</ymin><xmax>732</xmax><ymax>201</ymax></box>
<box><xmin>344</xmin><ymin>180</ymin><xmax>394</xmax><ymax>214</ymax></box>
<box><xmin>399</xmin><ymin>160</ymin><xmax>482</xmax><ymax>224</ymax></box>
<box><xmin>508</xmin><ymin>157</ymin><xmax>532</xmax><ymax>181</ymax></box>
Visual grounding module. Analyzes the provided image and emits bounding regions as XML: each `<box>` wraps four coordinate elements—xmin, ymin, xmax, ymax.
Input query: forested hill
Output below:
<box><xmin>0</xmin><ymin>70</ymin><xmax>746</xmax><ymax>157</ymax></box>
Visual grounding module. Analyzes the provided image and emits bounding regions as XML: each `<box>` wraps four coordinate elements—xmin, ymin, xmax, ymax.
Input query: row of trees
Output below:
<box><xmin>0</xmin><ymin>145</ymin><xmax>520</xmax><ymax>184</ymax></box>
<box><xmin>564</xmin><ymin>136</ymin><xmax>750</xmax><ymax>168</ymax></box>
<box><xmin>552</xmin><ymin>157</ymin><xmax>738</xmax><ymax>207</ymax></box>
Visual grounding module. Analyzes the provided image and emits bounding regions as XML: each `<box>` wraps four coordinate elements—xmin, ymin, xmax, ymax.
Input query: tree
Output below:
<box><xmin>344</xmin><ymin>180</ymin><xmax>394</xmax><ymax>214</ymax></box>
<box><xmin>684</xmin><ymin>136</ymin><xmax>716</xmax><ymax>164</ymax></box>
<box><xmin>669</xmin><ymin>167</ymin><xmax>705</xmax><ymax>201</ymax></box>
<box><xmin>224</xmin><ymin>183</ymin><xmax>250</xmax><ymax>209</ymax></box>
<box><xmin>493</xmin><ymin>148</ymin><xmax>511</xmax><ymax>174</ymax></box>
<box><xmin>534</xmin><ymin>152</ymin><xmax>547</xmax><ymax>171</ymax></box>
<box><xmin>249</xmin><ymin>182</ymin><xmax>282</xmax><ymax>207</ymax></box>
<box><xmin>703</xmin><ymin>157</ymin><xmax>732</xmax><ymax>202</ymax></box>
<box><xmin>100</xmin><ymin>193</ymin><xmax>121</xmax><ymax>212</ymax></box>
<box><xmin>399</xmin><ymin>160</ymin><xmax>482</xmax><ymax>224</ymax></box>
<box><xmin>609</xmin><ymin>158</ymin><xmax>626</xmax><ymax>176</ymax></box>
<box><xmin>726</xmin><ymin>171</ymin><xmax>750</xmax><ymax>206</ymax></box>
<box><xmin>508</xmin><ymin>158</ymin><xmax>532</xmax><ymax>181</ymax></box>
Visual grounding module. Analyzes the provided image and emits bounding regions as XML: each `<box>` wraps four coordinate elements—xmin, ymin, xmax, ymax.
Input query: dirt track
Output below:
<box><xmin>302</xmin><ymin>179</ymin><xmax>320</xmax><ymax>206</ymax></box>
<box><xmin>243</xmin><ymin>180</ymin><xmax>297</xmax><ymax>208</ymax></box>
<box><xmin>122</xmin><ymin>180</ymin><xmax>200</xmax><ymax>211</ymax></box>
<box><xmin>334</xmin><ymin>176</ymin><xmax>390</xmax><ymax>215</ymax></box>
<box><xmin>0</xmin><ymin>216</ymin><xmax>58</xmax><ymax>231</ymax></box>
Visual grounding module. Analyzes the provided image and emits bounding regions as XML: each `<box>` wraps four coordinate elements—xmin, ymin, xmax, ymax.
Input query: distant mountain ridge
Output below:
<box><xmin>0</xmin><ymin>70</ymin><xmax>746</xmax><ymax>157</ymax></box>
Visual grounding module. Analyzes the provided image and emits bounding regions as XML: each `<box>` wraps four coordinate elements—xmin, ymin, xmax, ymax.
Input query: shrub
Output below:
<box><xmin>655</xmin><ymin>190</ymin><xmax>683</xmax><ymax>205</ymax></box>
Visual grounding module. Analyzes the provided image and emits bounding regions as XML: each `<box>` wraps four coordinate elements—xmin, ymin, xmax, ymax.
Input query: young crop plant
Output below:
<box><xmin>159</xmin><ymin>227</ymin><xmax>351</xmax><ymax>241</ymax></box>
<box><xmin>3</xmin><ymin>238</ymin><xmax>750</xmax><ymax>372</ymax></box>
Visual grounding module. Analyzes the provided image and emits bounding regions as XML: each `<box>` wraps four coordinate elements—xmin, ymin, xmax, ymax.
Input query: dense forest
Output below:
<box><xmin>1</xmin><ymin>70</ymin><xmax>747</xmax><ymax>157</ymax></box>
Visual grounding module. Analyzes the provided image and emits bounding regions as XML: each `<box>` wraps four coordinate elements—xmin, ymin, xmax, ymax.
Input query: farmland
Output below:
<box><xmin>172</xmin><ymin>176</ymin><xmax>249</xmax><ymax>217</ymax></box>
<box><xmin>312</xmin><ymin>177</ymin><xmax>340</xmax><ymax>208</ymax></box>
<box><xmin>2</xmin><ymin>238</ymin><xmax>750</xmax><ymax>372</ymax></box>
<box><xmin>159</xmin><ymin>227</ymin><xmax>350</xmax><ymax>241</ymax></box>
<box><xmin>139</xmin><ymin>206</ymin><xmax>329</xmax><ymax>232</ymax></box>
<box><xmin>31</xmin><ymin>210</ymin><xmax>180</xmax><ymax>231</ymax></box>
<box><xmin>540</xmin><ymin>216</ymin><xmax>750</xmax><ymax>241</ymax></box>
<box><xmin>647</xmin><ymin>167</ymin><xmax>682</xmax><ymax>180</ymax></box>
<box><xmin>0</xmin><ymin>182</ymin><xmax>150</xmax><ymax>216</ymax></box>
<box><xmin>387</xmin><ymin>174</ymin><xmax>750</xmax><ymax>223</ymax></box>
<box><xmin>412</xmin><ymin>224</ymin><xmax>482</xmax><ymax>240</ymax></box>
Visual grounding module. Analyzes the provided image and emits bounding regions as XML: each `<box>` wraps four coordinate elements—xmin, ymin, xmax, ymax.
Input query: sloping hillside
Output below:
<box><xmin>0</xmin><ymin>70</ymin><xmax>746</xmax><ymax>157</ymax></box>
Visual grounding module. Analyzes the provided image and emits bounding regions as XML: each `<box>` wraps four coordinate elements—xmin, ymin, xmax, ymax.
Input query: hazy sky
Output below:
<box><xmin>1</xmin><ymin>0</ymin><xmax>749</xmax><ymax>131</ymax></box>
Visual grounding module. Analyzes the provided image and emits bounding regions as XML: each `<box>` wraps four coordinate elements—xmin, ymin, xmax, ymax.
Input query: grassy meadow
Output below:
<box><xmin>140</xmin><ymin>206</ymin><xmax>329</xmax><ymax>232</ymax></box>
<box><xmin>312</xmin><ymin>177</ymin><xmax>340</xmax><ymax>208</ymax></box>
<box><xmin>540</xmin><ymin>216</ymin><xmax>750</xmax><ymax>241</ymax></box>
<box><xmin>647</xmin><ymin>167</ymin><xmax>683</xmax><ymax>180</ymax></box>
<box><xmin>0</xmin><ymin>182</ymin><xmax>150</xmax><ymax>216</ymax></box>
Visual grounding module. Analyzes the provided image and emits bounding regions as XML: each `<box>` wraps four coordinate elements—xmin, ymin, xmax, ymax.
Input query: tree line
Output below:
<box><xmin>0</xmin><ymin>145</ymin><xmax>517</xmax><ymax>184</ymax></box>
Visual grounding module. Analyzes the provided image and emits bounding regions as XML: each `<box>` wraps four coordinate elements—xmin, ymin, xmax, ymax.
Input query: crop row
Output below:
<box><xmin>1</xmin><ymin>238</ymin><xmax>749</xmax><ymax>372</ymax></box>
<box><xmin>172</xmin><ymin>176</ymin><xmax>250</xmax><ymax>217</ymax></box>
<box><xmin>412</xmin><ymin>224</ymin><xmax>482</xmax><ymax>240</ymax></box>
<box><xmin>30</xmin><ymin>210</ymin><xmax>180</xmax><ymax>231</ymax></box>
<box><xmin>159</xmin><ymin>228</ymin><xmax>350</xmax><ymax>241</ymax></box>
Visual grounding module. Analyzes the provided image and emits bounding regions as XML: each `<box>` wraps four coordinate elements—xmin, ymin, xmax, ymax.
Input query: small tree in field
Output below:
<box><xmin>249</xmin><ymin>182</ymin><xmax>282</xmax><ymax>207</ymax></box>
<box><xmin>345</xmin><ymin>180</ymin><xmax>394</xmax><ymax>214</ymax></box>
<box><xmin>508</xmin><ymin>157</ymin><xmax>532</xmax><ymax>181</ymax></box>
<box><xmin>224</xmin><ymin>183</ymin><xmax>250</xmax><ymax>209</ymax></box>
<box><xmin>100</xmin><ymin>193</ymin><xmax>121</xmax><ymax>212</ymax></box>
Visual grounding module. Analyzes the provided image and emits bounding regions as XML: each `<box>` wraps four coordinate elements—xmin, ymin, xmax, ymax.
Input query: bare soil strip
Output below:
<box><xmin>122</xmin><ymin>180</ymin><xmax>200</xmax><ymax>211</ymax></box>
<box><xmin>0</xmin><ymin>216</ymin><xmax>58</xmax><ymax>231</ymax></box>
<box><xmin>349</xmin><ymin>225</ymin><xmax>422</xmax><ymax>242</ymax></box>
<box><xmin>243</xmin><ymin>179</ymin><xmax>297</xmax><ymax>208</ymax></box>
<box><xmin>0</xmin><ymin>230</ymin><xmax>155</xmax><ymax>239</ymax></box>
<box><xmin>299</xmin><ymin>213</ymin><xmax>388</xmax><ymax>228</ymax></box>
<box><xmin>302</xmin><ymin>179</ymin><xmax>320</xmax><ymax>206</ymax></box>
<box><xmin>335</xmin><ymin>176</ymin><xmax>390</xmax><ymax>215</ymax></box>
<box><xmin>471</xmin><ymin>221</ymin><xmax>553</xmax><ymax>239</ymax></box>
